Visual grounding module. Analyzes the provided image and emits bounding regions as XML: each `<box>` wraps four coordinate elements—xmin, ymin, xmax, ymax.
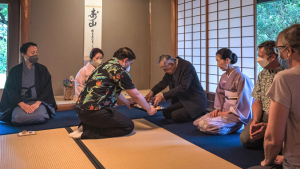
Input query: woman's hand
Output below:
<box><xmin>211</xmin><ymin>110</ymin><xmax>231</xmax><ymax>118</ymax></box>
<box><xmin>210</xmin><ymin>109</ymin><xmax>219</xmax><ymax>118</ymax></box>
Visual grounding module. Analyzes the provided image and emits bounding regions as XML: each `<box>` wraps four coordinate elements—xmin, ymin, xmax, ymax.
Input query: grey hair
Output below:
<box><xmin>277</xmin><ymin>24</ymin><xmax>300</xmax><ymax>54</ymax></box>
<box><xmin>157</xmin><ymin>55</ymin><xmax>176</xmax><ymax>65</ymax></box>
<box><xmin>258</xmin><ymin>40</ymin><xmax>277</xmax><ymax>57</ymax></box>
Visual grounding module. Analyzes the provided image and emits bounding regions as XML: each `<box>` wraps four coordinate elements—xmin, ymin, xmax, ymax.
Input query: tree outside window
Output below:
<box><xmin>0</xmin><ymin>4</ymin><xmax>8</xmax><ymax>89</ymax></box>
<box><xmin>257</xmin><ymin>0</ymin><xmax>300</xmax><ymax>74</ymax></box>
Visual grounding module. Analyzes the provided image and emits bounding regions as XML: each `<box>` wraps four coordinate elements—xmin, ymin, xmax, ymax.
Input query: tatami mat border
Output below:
<box><xmin>65</xmin><ymin>127</ymin><xmax>105</xmax><ymax>169</ymax></box>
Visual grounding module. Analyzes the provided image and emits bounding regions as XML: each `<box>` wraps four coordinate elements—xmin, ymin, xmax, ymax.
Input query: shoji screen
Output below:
<box><xmin>207</xmin><ymin>0</ymin><xmax>256</xmax><ymax>92</ymax></box>
<box><xmin>177</xmin><ymin>0</ymin><xmax>256</xmax><ymax>93</ymax></box>
<box><xmin>177</xmin><ymin>0</ymin><xmax>207</xmax><ymax>90</ymax></box>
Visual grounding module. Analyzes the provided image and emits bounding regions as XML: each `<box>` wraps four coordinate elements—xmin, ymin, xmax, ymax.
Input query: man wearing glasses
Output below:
<box><xmin>240</xmin><ymin>41</ymin><xmax>284</xmax><ymax>149</ymax></box>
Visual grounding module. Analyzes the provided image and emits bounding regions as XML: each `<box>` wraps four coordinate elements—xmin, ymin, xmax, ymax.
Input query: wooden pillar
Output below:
<box><xmin>171</xmin><ymin>0</ymin><xmax>177</xmax><ymax>58</ymax></box>
<box><xmin>21</xmin><ymin>0</ymin><xmax>30</xmax><ymax>44</ymax></box>
<box><xmin>149</xmin><ymin>0</ymin><xmax>152</xmax><ymax>89</ymax></box>
<box><xmin>20</xmin><ymin>0</ymin><xmax>30</xmax><ymax>62</ymax></box>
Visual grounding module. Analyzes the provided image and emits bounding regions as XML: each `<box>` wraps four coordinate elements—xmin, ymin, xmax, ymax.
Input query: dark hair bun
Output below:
<box><xmin>90</xmin><ymin>48</ymin><xmax>104</xmax><ymax>60</ymax></box>
<box><xmin>230</xmin><ymin>53</ymin><xmax>238</xmax><ymax>64</ymax></box>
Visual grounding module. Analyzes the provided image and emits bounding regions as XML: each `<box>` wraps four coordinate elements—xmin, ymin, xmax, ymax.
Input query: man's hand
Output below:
<box><xmin>154</xmin><ymin>93</ymin><xmax>164</xmax><ymax>106</ymax></box>
<box><xmin>147</xmin><ymin>105</ymin><xmax>157</xmax><ymax>116</ymax></box>
<box><xmin>250</xmin><ymin>122</ymin><xmax>267</xmax><ymax>140</ymax></box>
<box><xmin>125</xmin><ymin>99</ymin><xmax>133</xmax><ymax>109</ymax></box>
<box><xmin>261</xmin><ymin>159</ymin><xmax>267</xmax><ymax>166</ymax></box>
<box><xmin>127</xmin><ymin>98</ymin><xmax>135</xmax><ymax>105</ymax></box>
<box><xmin>30</xmin><ymin>101</ymin><xmax>41</xmax><ymax>112</ymax></box>
<box><xmin>274</xmin><ymin>155</ymin><xmax>284</xmax><ymax>165</ymax></box>
<box><xmin>18</xmin><ymin>102</ymin><xmax>34</xmax><ymax>114</ymax></box>
<box><xmin>145</xmin><ymin>91</ymin><xmax>154</xmax><ymax>102</ymax></box>
<box><xmin>261</xmin><ymin>155</ymin><xmax>284</xmax><ymax>166</ymax></box>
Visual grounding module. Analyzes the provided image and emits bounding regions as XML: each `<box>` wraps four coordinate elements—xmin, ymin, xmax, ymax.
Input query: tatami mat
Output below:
<box><xmin>75</xmin><ymin>119</ymin><xmax>241</xmax><ymax>169</ymax></box>
<box><xmin>0</xmin><ymin>128</ymin><xmax>95</xmax><ymax>169</ymax></box>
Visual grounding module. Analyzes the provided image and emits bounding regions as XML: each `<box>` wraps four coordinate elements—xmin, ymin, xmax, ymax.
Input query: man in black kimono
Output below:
<box><xmin>0</xmin><ymin>42</ymin><xmax>57</xmax><ymax>126</ymax></box>
<box><xmin>145</xmin><ymin>55</ymin><xmax>208</xmax><ymax>123</ymax></box>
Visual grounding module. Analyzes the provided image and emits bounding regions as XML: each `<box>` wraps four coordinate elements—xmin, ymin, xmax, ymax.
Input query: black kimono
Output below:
<box><xmin>0</xmin><ymin>62</ymin><xmax>57</xmax><ymax>123</ymax></box>
<box><xmin>152</xmin><ymin>57</ymin><xmax>207</xmax><ymax>122</ymax></box>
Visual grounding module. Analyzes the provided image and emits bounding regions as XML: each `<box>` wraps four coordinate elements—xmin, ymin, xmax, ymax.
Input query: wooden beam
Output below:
<box><xmin>20</xmin><ymin>0</ymin><xmax>30</xmax><ymax>45</ymax></box>
<box><xmin>257</xmin><ymin>0</ymin><xmax>280</xmax><ymax>4</ymax></box>
<box><xmin>206</xmin><ymin>0</ymin><xmax>209</xmax><ymax>92</ymax></box>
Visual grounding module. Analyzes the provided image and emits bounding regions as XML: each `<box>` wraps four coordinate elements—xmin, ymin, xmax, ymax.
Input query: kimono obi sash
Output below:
<box><xmin>224</xmin><ymin>90</ymin><xmax>238</xmax><ymax>105</ymax></box>
<box><xmin>21</xmin><ymin>85</ymin><xmax>37</xmax><ymax>101</ymax></box>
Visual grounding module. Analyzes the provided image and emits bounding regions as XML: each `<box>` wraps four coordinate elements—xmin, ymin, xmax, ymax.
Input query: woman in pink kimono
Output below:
<box><xmin>194</xmin><ymin>48</ymin><xmax>254</xmax><ymax>135</ymax></box>
<box><xmin>75</xmin><ymin>48</ymin><xmax>104</xmax><ymax>99</ymax></box>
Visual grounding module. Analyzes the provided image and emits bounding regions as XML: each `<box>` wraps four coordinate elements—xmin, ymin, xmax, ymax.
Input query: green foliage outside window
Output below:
<box><xmin>257</xmin><ymin>0</ymin><xmax>300</xmax><ymax>73</ymax></box>
<box><xmin>0</xmin><ymin>4</ymin><xmax>8</xmax><ymax>74</ymax></box>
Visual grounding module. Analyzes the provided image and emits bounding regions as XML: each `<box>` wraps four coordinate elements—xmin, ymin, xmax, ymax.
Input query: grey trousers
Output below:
<box><xmin>248</xmin><ymin>165</ymin><xmax>282</xmax><ymax>169</ymax></box>
<box><xmin>240</xmin><ymin>113</ymin><xmax>269</xmax><ymax>149</ymax></box>
<box><xmin>11</xmin><ymin>101</ymin><xmax>49</xmax><ymax>126</ymax></box>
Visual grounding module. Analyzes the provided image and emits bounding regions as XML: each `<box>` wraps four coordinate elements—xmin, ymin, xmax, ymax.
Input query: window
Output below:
<box><xmin>257</xmin><ymin>0</ymin><xmax>300</xmax><ymax>74</ymax></box>
<box><xmin>0</xmin><ymin>4</ymin><xmax>8</xmax><ymax>89</ymax></box>
<box><xmin>177</xmin><ymin>0</ymin><xmax>256</xmax><ymax>93</ymax></box>
<box><xmin>178</xmin><ymin>0</ymin><xmax>207</xmax><ymax>90</ymax></box>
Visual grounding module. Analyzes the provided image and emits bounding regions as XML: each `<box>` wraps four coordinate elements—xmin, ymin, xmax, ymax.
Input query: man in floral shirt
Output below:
<box><xmin>240</xmin><ymin>41</ymin><xmax>284</xmax><ymax>149</ymax></box>
<box><xmin>70</xmin><ymin>47</ymin><xmax>157</xmax><ymax>139</ymax></box>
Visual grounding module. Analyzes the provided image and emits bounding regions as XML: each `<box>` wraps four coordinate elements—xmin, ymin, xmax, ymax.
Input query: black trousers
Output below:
<box><xmin>162</xmin><ymin>101</ymin><xmax>194</xmax><ymax>123</ymax></box>
<box><xmin>77</xmin><ymin>107</ymin><xmax>134</xmax><ymax>139</ymax></box>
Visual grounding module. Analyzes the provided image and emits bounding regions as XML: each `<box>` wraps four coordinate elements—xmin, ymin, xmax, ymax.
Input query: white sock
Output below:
<box><xmin>69</xmin><ymin>126</ymin><xmax>83</xmax><ymax>138</ymax></box>
<box><xmin>72</xmin><ymin>132</ymin><xmax>83</xmax><ymax>139</ymax></box>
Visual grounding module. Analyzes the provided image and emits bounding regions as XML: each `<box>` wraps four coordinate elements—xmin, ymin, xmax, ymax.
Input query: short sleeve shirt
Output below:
<box><xmin>76</xmin><ymin>57</ymin><xmax>135</xmax><ymax>110</ymax></box>
<box><xmin>251</xmin><ymin>66</ymin><xmax>284</xmax><ymax>115</ymax></box>
<box><xmin>267</xmin><ymin>66</ymin><xmax>300</xmax><ymax>168</ymax></box>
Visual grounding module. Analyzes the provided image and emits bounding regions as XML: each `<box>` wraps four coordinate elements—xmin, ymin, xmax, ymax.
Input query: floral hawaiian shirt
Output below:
<box><xmin>76</xmin><ymin>57</ymin><xmax>135</xmax><ymax>110</ymax></box>
<box><xmin>251</xmin><ymin>66</ymin><xmax>285</xmax><ymax>115</ymax></box>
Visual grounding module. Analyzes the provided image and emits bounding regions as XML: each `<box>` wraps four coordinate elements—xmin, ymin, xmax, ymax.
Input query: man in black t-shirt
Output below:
<box><xmin>70</xmin><ymin>47</ymin><xmax>157</xmax><ymax>139</ymax></box>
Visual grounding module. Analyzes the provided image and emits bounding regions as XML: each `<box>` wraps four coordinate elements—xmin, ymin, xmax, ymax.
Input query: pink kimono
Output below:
<box><xmin>75</xmin><ymin>62</ymin><xmax>95</xmax><ymax>99</ymax></box>
<box><xmin>194</xmin><ymin>67</ymin><xmax>254</xmax><ymax>135</ymax></box>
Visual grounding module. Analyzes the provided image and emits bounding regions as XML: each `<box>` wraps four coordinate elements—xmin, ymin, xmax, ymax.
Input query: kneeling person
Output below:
<box><xmin>145</xmin><ymin>55</ymin><xmax>208</xmax><ymax>123</ymax></box>
<box><xmin>240</xmin><ymin>41</ymin><xmax>284</xmax><ymax>149</ymax></box>
<box><xmin>194</xmin><ymin>48</ymin><xmax>254</xmax><ymax>135</ymax></box>
<box><xmin>71</xmin><ymin>47</ymin><xmax>157</xmax><ymax>139</ymax></box>
<box><xmin>0</xmin><ymin>42</ymin><xmax>57</xmax><ymax>126</ymax></box>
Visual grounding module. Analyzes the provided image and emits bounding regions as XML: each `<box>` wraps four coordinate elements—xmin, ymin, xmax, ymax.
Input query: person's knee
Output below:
<box><xmin>240</xmin><ymin>133</ymin><xmax>262</xmax><ymax>149</ymax></box>
<box><xmin>163</xmin><ymin>110</ymin><xmax>172</xmax><ymax>119</ymax></box>
<box><xmin>240</xmin><ymin>130</ymin><xmax>251</xmax><ymax>148</ymax></box>
<box><xmin>171</xmin><ymin>113</ymin><xmax>186</xmax><ymax>123</ymax></box>
<box><xmin>37</xmin><ymin>116</ymin><xmax>48</xmax><ymax>124</ymax></box>
<box><xmin>11</xmin><ymin>116</ymin><xmax>24</xmax><ymax>126</ymax></box>
<box><xmin>124</xmin><ymin>120</ymin><xmax>134</xmax><ymax>135</ymax></box>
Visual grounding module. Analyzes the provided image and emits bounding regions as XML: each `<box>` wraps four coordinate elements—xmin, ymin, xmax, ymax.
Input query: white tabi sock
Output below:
<box><xmin>69</xmin><ymin>126</ymin><xmax>83</xmax><ymax>138</ymax></box>
<box><xmin>72</xmin><ymin>132</ymin><xmax>83</xmax><ymax>139</ymax></box>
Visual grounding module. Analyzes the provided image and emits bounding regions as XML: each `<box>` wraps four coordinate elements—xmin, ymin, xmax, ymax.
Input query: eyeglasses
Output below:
<box><xmin>274</xmin><ymin>46</ymin><xmax>287</xmax><ymax>54</ymax></box>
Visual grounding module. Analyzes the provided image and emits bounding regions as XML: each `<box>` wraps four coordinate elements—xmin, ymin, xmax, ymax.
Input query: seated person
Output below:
<box><xmin>145</xmin><ymin>55</ymin><xmax>208</xmax><ymax>123</ymax></box>
<box><xmin>0</xmin><ymin>42</ymin><xmax>57</xmax><ymax>126</ymax></box>
<box><xmin>248</xmin><ymin>24</ymin><xmax>300</xmax><ymax>169</ymax></box>
<box><xmin>69</xmin><ymin>47</ymin><xmax>157</xmax><ymax>139</ymax></box>
<box><xmin>75</xmin><ymin>48</ymin><xmax>104</xmax><ymax>99</ymax></box>
<box><xmin>240</xmin><ymin>41</ymin><xmax>284</xmax><ymax>149</ymax></box>
<box><xmin>193</xmin><ymin>48</ymin><xmax>254</xmax><ymax>135</ymax></box>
